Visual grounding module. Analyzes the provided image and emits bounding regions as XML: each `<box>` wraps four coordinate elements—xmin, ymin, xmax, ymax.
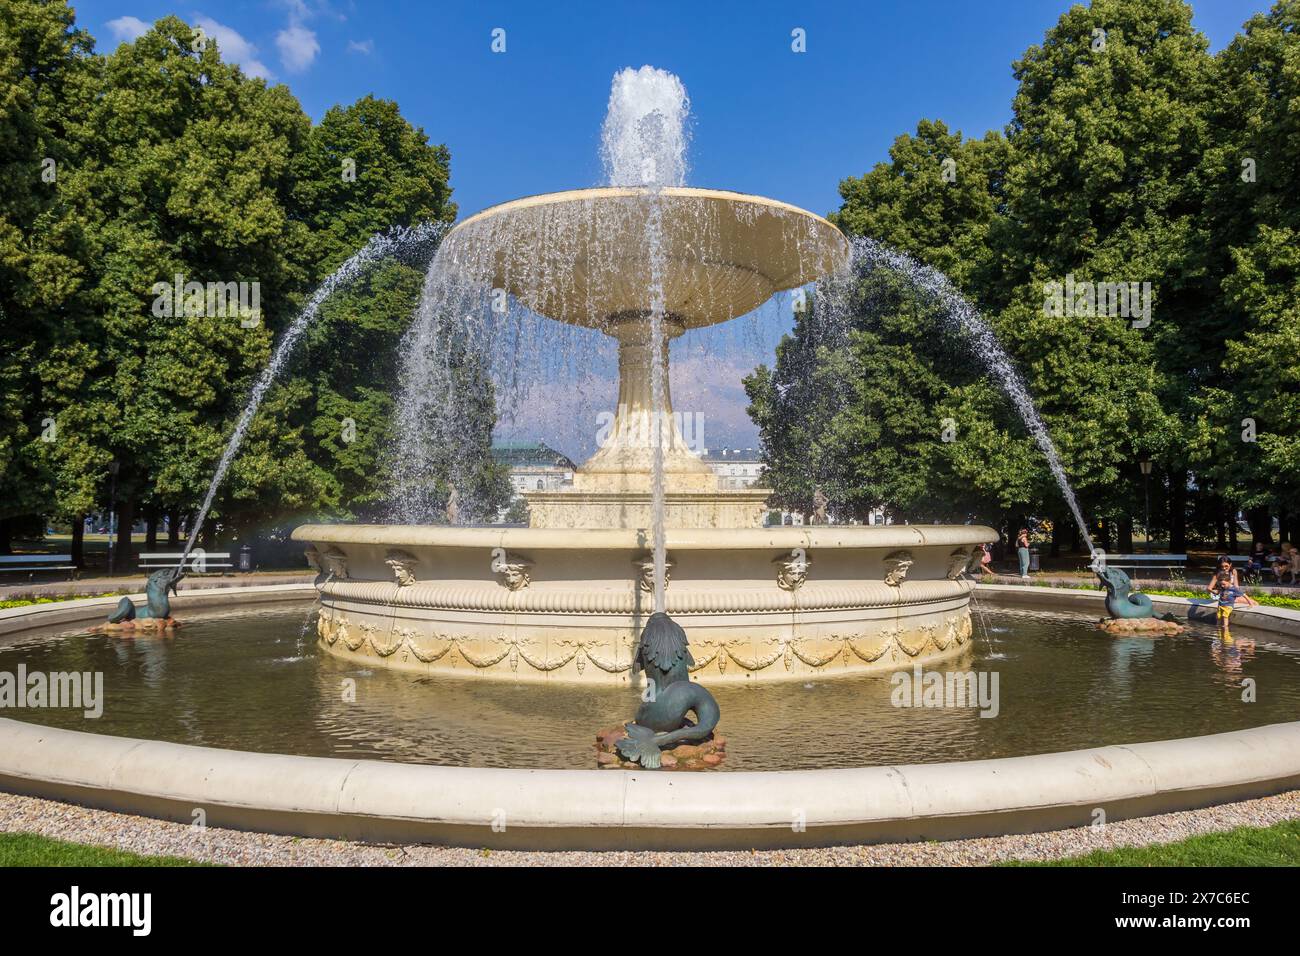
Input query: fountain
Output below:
<box><xmin>292</xmin><ymin>67</ymin><xmax>994</xmax><ymax>682</ymax></box>
<box><xmin>7</xmin><ymin>67</ymin><xmax>1297</xmax><ymax>848</ymax></box>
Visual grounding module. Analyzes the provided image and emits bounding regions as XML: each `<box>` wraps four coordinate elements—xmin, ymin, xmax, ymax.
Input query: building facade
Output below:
<box><xmin>701</xmin><ymin>447</ymin><xmax>764</xmax><ymax>489</ymax></box>
<box><xmin>491</xmin><ymin>441</ymin><xmax>576</xmax><ymax>498</ymax></box>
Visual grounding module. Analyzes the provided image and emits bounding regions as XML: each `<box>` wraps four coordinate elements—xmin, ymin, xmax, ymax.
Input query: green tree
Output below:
<box><xmin>1188</xmin><ymin>1</ymin><xmax>1300</xmax><ymax>543</ymax></box>
<box><xmin>290</xmin><ymin>95</ymin><xmax>458</xmax><ymax>519</ymax></box>
<box><xmin>46</xmin><ymin>15</ymin><xmax>322</xmax><ymax>564</ymax></box>
<box><xmin>0</xmin><ymin>0</ymin><xmax>93</xmax><ymax>551</ymax></box>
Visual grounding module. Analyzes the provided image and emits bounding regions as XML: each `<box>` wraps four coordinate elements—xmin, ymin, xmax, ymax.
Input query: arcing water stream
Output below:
<box><xmin>846</xmin><ymin>238</ymin><xmax>1098</xmax><ymax>556</ymax></box>
<box><xmin>178</xmin><ymin>224</ymin><xmax>443</xmax><ymax>568</ymax></box>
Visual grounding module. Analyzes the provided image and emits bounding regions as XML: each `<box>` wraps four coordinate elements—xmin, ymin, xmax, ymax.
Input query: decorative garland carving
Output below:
<box><xmin>314</xmin><ymin>605</ymin><xmax>975</xmax><ymax>677</ymax></box>
<box><xmin>369</xmin><ymin>622</ymin><xmax>407</xmax><ymax>657</ymax></box>
<box><xmin>557</xmin><ymin>638</ymin><xmax>635</xmax><ymax>674</ymax></box>
<box><xmin>406</xmin><ymin>633</ymin><xmax>456</xmax><ymax>663</ymax></box>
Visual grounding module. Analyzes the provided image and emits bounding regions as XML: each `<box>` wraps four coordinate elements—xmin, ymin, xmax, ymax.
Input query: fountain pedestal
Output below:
<box><xmin>525</xmin><ymin>312</ymin><xmax>769</xmax><ymax>529</ymax></box>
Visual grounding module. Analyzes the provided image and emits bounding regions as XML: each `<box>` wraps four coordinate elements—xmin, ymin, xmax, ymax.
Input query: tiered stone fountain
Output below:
<box><xmin>293</xmin><ymin>185</ymin><xmax>993</xmax><ymax>683</ymax></box>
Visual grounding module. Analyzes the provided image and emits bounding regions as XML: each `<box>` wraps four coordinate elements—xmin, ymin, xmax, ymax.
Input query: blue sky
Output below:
<box><xmin>77</xmin><ymin>0</ymin><xmax>1274</xmax><ymax>455</ymax></box>
<box><xmin>79</xmin><ymin>0</ymin><xmax>1267</xmax><ymax>221</ymax></box>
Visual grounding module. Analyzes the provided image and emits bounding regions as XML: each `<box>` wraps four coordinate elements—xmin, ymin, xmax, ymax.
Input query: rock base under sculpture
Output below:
<box><xmin>595</xmin><ymin>725</ymin><xmax>726</xmax><ymax>770</ymax></box>
<box><xmin>1097</xmin><ymin>617</ymin><xmax>1185</xmax><ymax>636</ymax></box>
<box><xmin>90</xmin><ymin>618</ymin><xmax>180</xmax><ymax>634</ymax></box>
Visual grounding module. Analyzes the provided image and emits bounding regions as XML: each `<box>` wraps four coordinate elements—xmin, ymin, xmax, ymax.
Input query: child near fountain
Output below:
<box><xmin>1209</xmin><ymin>556</ymin><xmax>1257</xmax><ymax>624</ymax></box>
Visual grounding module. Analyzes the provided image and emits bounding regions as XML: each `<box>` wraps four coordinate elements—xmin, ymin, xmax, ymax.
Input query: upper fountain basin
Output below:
<box><xmin>439</xmin><ymin>187</ymin><xmax>849</xmax><ymax>330</ymax></box>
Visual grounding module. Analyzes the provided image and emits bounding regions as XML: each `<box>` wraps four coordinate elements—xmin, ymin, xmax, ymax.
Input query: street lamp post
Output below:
<box><xmin>1139</xmin><ymin>458</ymin><xmax>1153</xmax><ymax>555</ymax></box>
<box><xmin>107</xmin><ymin>461</ymin><xmax>119</xmax><ymax>577</ymax></box>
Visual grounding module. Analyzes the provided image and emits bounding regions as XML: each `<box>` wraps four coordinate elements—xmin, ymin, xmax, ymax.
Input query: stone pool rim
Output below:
<box><xmin>1</xmin><ymin>582</ymin><xmax>1297</xmax><ymax>850</ymax></box>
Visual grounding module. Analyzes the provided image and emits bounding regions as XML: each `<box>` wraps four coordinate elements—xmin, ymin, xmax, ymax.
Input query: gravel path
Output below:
<box><xmin>2</xmin><ymin>788</ymin><xmax>1296</xmax><ymax>866</ymax></box>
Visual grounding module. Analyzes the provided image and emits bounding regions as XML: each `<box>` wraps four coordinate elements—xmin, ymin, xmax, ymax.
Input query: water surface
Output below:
<box><xmin>1</xmin><ymin>603</ymin><xmax>1296</xmax><ymax>770</ymax></box>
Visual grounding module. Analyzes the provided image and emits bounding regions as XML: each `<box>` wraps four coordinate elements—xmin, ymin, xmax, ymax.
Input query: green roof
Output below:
<box><xmin>491</xmin><ymin>441</ymin><xmax>576</xmax><ymax>468</ymax></box>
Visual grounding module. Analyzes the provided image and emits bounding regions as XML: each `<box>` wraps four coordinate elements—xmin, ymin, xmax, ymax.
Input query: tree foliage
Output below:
<box><xmin>752</xmin><ymin>0</ymin><xmax>1299</xmax><ymax>549</ymax></box>
<box><xmin>0</xmin><ymin>4</ymin><xmax>506</xmax><ymax>558</ymax></box>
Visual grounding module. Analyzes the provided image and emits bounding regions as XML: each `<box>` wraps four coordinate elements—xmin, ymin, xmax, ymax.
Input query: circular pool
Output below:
<box><xmin>3</xmin><ymin>600</ymin><xmax>1296</xmax><ymax>771</ymax></box>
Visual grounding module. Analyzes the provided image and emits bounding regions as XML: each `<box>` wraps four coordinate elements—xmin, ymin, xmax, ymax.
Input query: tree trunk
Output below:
<box><xmin>1228</xmin><ymin>505</ymin><xmax>1239</xmax><ymax>554</ymax></box>
<box><xmin>1215</xmin><ymin>498</ymin><xmax>1228</xmax><ymax>552</ymax></box>
<box><xmin>0</xmin><ymin>517</ymin><xmax>10</xmax><ymax>555</ymax></box>
<box><xmin>1118</xmin><ymin>516</ymin><xmax>1134</xmax><ymax>553</ymax></box>
<box><xmin>145</xmin><ymin>504</ymin><xmax>158</xmax><ymax>551</ymax></box>
<box><xmin>1280</xmin><ymin>507</ymin><xmax>1291</xmax><ymax>546</ymax></box>
<box><xmin>113</xmin><ymin>497</ymin><xmax>136</xmax><ymax>572</ymax></box>
<box><xmin>1050</xmin><ymin>518</ymin><xmax>1063</xmax><ymax>558</ymax></box>
<box><xmin>1246</xmin><ymin>505</ymin><xmax>1273</xmax><ymax>545</ymax></box>
<box><xmin>167</xmin><ymin>508</ymin><xmax>180</xmax><ymax>548</ymax></box>
<box><xmin>71</xmin><ymin>515</ymin><xmax>85</xmax><ymax>568</ymax></box>
<box><xmin>1168</xmin><ymin>469</ymin><xmax>1188</xmax><ymax>553</ymax></box>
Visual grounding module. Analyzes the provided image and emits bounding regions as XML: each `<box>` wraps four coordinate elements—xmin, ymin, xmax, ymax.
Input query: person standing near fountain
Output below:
<box><xmin>1016</xmin><ymin>528</ymin><xmax>1031</xmax><ymax>580</ymax></box>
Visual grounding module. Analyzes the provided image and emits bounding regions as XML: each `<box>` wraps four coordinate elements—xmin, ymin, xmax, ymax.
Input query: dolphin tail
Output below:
<box><xmin>106</xmin><ymin>597</ymin><xmax>136</xmax><ymax>624</ymax></box>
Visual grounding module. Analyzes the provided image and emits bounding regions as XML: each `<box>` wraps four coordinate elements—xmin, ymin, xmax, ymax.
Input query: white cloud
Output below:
<box><xmin>106</xmin><ymin>16</ymin><xmax>151</xmax><ymax>42</ymax></box>
<box><xmin>276</xmin><ymin>24</ymin><xmax>319</xmax><ymax>72</ymax></box>
<box><xmin>347</xmin><ymin>39</ymin><xmax>374</xmax><ymax>55</ymax></box>
<box><xmin>194</xmin><ymin>16</ymin><xmax>272</xmax><ymax>80</ymax></box>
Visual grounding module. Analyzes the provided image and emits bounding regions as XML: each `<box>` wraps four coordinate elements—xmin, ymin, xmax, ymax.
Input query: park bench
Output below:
<box><xmin>1227</xmin><ymin>553</ymin><xmax>1269</xmax><ymax>585</ymax></box>
<box><xmin>1096</xmin><ymin>553</ymin><xmax>1188</xmax><ymax>581</ymax></box>
<box><xmin>0</xmin><ymin>554</ymin><xmax>78</xmax><ymax>581</ymax></box>
<box><xmin>138</xmin><ymin>551</ymin><xmax>232</xmax><ymax>574</ymax></box>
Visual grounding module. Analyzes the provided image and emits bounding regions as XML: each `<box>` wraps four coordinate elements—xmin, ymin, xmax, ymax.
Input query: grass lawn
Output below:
<box><xmin>1008</xmin><ymin>819</ymin><xmax>1300</xmax><ymax>866</ymax></box>
<box><xmin>0</xmin><ymin>831</ymin><xmax>208</xmax><ymax>867</ymax></box>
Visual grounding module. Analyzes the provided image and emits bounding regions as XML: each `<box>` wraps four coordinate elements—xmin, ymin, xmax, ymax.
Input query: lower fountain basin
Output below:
<box><xmin>290</xmin><ymin>523</ymin><xmax>994</xmax><ymax>683</ymax></box>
